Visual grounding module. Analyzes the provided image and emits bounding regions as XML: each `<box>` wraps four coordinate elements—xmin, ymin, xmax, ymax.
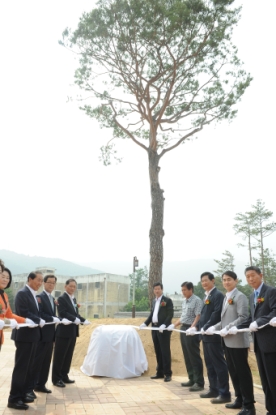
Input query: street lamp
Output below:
<box><xmin>132</xmin><ymin>256</ymin><xmax>139</xmax><ymax>318</ymax></box>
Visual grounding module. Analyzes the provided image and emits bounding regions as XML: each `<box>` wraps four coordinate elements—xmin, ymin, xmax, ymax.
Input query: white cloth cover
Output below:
<box><xmin>81</xmin><ymin>325</ymin><xmax>148</xmax><ymax>379</ymax></box>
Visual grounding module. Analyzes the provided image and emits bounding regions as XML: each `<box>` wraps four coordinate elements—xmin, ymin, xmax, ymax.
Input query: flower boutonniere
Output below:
<box><xmin>37</xmin><ymin>297</ymin><xmax>41</xmax><ymax>303</ymax></box>
<box><xmin>257</xmin><ymin>296</ymin><xmax>264</xmax><ymax>304</ymax></box>
<box><xmin>228</xmin><ymin>297</ymin><xmax>235</xmax><ymax>305</ymax></box>
<box><xmin>205</xmin><ymin>299</ymin><xmax>210</xmax><ymax>305</ymax></box>
<box><xmin>75</xmin><ymin>303</ymin><xmax>81</xmax><ymax>308</ymax></box>
<box><xmin>160</xmin><ymin>301</ymin><xmax>166</xmax><ymax>307</ymax></box>
<box><xmin>54</xmin><ymin>300</ymin><xmax>59</xmax><ymax>306</ymax></box>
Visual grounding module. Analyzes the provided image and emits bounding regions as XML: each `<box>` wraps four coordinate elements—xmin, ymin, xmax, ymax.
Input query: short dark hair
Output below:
<box><xmin>200</xmin><ymin>272</ymin><xmax>214</xmax><ymax>281</ymax></box>
<box><xmin>245</xmin><ymin>266</ymin><xmax>262</xmax><ymax>275</ymax></box>
<box><xmin>65</xmin><ymin>278</ymin><xmax>77</xmax><ymax>286</ymax></box>
<box><xmin>222</xmin><ymin>270</ymin><xmax>237</xmax><ymax>280</ymax></box>
<box><xmin>44</xmin><ymin>274</ymin><xmax>57</xmax><ymax>283</ymax></box>
<box><xmin>153</xmin><ymin>282</ymin><xmax>163</xmax><ymax>290</ymax></box>
<box><xmin>3</xmin><ymin>267</ymin><xmax>12</xmax><ymax>289</ymax></box>
<box><xmin>28</xmin><ymin>272</ymin><xmax>37</xmax><ymax>281</ymax></box>
<box><xmin>181</xmin><ymin>281</ymin><xmax>194</xmax><ymax>291</ymax></box>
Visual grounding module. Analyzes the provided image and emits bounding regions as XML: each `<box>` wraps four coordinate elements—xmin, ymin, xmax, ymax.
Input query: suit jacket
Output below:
<box><xmin>11</xmin><ymin>286</ymin><xmax>41</xmax><ymax>342</ymax></box>
<box><xmin>214</xmin><ymin>289</ymin><xmax>249</xmax><ymax>348</ymax></box>
<box><xmin>55</xmin><ymin>293</ymin><xmax>85</xmax><ymax>338</ymax></box>
<box><xmin>37</xmin><ymin>291</ymin><xmax>58</xmax><ymax>342</ymax></box>
<box><xmin>198</xmin><ymin>287</ymin><xmax>224</xmax><ymax>343</ymax></box>
<box><xmin>144</xmin><ymin>295</ymin><xmax>174</xmax><ymax>327</ymax></box>
<box><xmin>241</xmin><ymin>284</ymin><xmax>276</xmax><ymax>353</ymax></box>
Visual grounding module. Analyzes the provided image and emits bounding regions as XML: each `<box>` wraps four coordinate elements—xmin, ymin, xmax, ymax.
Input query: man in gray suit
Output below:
<box><xmin>211</xmin><ymin>271</ymin><xmax>255</xmax><ymax>415</ymax></box>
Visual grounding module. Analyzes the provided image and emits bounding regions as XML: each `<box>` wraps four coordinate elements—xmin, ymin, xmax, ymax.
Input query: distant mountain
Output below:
<box><xmin>0</xmin><ymin>250</ymin><xmax>103</xmax><ymax>276</ymax></box>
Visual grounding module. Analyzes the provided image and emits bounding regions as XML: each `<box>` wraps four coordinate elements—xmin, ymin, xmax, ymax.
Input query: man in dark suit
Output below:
<box><xmin>198</xmin><ymin>272</ymin><xmax>230</xmax><ymax>403</ymax></box>
<box><xmin>32</xmin><ymin>274</ymin><xmax>60</xmax><ymax>394</ymax></box>
<box><xmin>52</xmin><ymin>278</ymin><xmax>89</xmax><ymax>387</ymax></box>
<box><xmin>8</xmin><ymin>271</ymin><xmax>44</xmax><ymax>411</ymax></box>
<box><xmin>140</xmin><ymin>282</ymin><xmax>174</xmax><ymax>382</ymax></box>
<box><xmin>243</xmin><ymin>266</ymin><xmax>276</xmax><ymax>415</ymax></box>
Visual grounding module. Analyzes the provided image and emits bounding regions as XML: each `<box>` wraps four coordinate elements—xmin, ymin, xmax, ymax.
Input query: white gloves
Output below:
<box><xmin>186</xmin><ymin>327</ymin><xmax>197</xmax><ymax>336</ymax></box>
<box><xmin>26</xmin><ymin>318</ymin><xmax>37</xmax><ymax>327</ymax></box>
<box><xmin>228</xmin><ymin>326</ymin><xmax>238</xmax><ymax>335</ymax></box>
<box><xmin>159</xmin><ymin>324</ymin><xmax>166</xmax><ymax>333</ymax></box>
<box><xmin>61</xmin><ymin>318</ymin><xmax>72</xmax><ymax>325</ymax></box>
<box><xmin>82</xmin><ymin>320</ymin><xmax>90</xmax><ymax>325</ymax></box>
<box><xmin>39</xmin><ymin>319</ymin><xmax>46</xmax><ymax>328</ymax></box>
<box><xmin>7</xmin><ymin>319</ymin><xmax>18</xmax><ymax>329</ymax></box>
<box><xmin>0</xmin><ymin>320</ymin><xmax>4</xmax><ymax>330</ymax></box>
<box><xmin>270</xmin><ymin>317</ymin><xmax>276</xmax><ymax>327</ymax></box>
<box><xmin>205</xmin><ymin>326</ymin><xmax>216</xmax><ymax>335</ymax></box>
<box><xmin>167</xmin><ymin>324</ymin><xmax>175</xmax><ymax>331</ymax></box>
<box><xmin>74</xmin><ymin>317</ymin><xmax>81</xmax><ymax>325</ymax></box>
<box><xmin>200</xmin><ymin>328</ymin><xmax>205</xmax><ymax>334</ymax></box>
<box><xmin>220</xmin><ymin>327</ymin><xmax>228</xmax><ymax>337</ymax></box>
<box><xmin>139</xmin><ymin>323</ymin><xmax>147</xmax><ymax>330</ymax></box>
<box><xmin>249</xmin><ymin>321</ymin><xmax>258</xmax><ymax>332</ymax></box>
<box><xmin>52</xmin><ymin>317</ymin><xmax>60</xmax><ymax>324</ymax></box>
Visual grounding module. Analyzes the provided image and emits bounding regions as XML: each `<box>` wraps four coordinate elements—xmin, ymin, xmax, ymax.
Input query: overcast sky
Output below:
<box><xmin>1</xmin><ymin>0</ymin><xmax>276</xmax><ymax>275</ymax></box>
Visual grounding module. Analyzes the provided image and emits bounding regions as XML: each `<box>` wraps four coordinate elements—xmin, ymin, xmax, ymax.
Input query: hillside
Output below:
<box><xmin>0</xmin><ymin>249</ymin><xmax>103</xmax><ymax>276</ymax></box>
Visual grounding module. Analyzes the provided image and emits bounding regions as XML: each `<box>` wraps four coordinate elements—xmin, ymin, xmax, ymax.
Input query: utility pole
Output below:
<box><xmin>132</xmin><ymin>256</ymin><xmax>139</xmax><ymax>318</ymax></box>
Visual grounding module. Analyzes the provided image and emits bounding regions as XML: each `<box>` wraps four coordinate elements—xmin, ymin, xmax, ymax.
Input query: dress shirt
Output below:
<box><xmin>152</xmin><ymin>296</ymin><xmax>162</xmax><ymax>323</ymax></box>
<box><xmin>204</xmin><ymin>286</ymin><xmax>215</xmax><ymax>302</ymax></box>
<box><xmin>26</xmin><ymin>284</ymin><xmax>39</xmax><ymax>309</ymax></box>
<box><xmin>180</xmin><ymin>294</ymin><xmax>203</xmax><ymax>325</ymax></box>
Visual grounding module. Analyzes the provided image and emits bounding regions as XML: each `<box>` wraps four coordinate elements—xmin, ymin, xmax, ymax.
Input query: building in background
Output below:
<box><xmin>11</xmin><ymin>267</ymin><xmax>130</xmax><ymax>318</ymax></box>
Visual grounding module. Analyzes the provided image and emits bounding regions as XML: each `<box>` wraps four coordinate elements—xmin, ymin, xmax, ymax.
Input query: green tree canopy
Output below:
<box><xmin>61</xmin><ymin>0</ymin><xmax>251</xmax><ymax>296</ymax></box>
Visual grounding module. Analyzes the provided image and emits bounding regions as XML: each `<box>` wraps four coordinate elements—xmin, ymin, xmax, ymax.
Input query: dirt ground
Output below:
<box><xmin>73</xmin><ymin>317</ymin><xmax>261</xmax><ymax>384</ymax></box>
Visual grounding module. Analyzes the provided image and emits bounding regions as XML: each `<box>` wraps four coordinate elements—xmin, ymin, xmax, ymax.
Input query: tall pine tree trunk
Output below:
<box><xmin>148</xmin><ymin>148</ymin><xmax>164</xmax><ymax>301</ymax></box>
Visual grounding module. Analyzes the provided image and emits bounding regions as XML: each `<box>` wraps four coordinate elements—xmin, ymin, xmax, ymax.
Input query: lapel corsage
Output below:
<box><xmin>54</xmin><ymin>300</ymin><xmax>59</xmax><ymax>306</ymax></box>
<box><xmin>257</xmin><ymin>296</ymin><xmax>264</xmax><ymax>304</ymax></box>
<box><xmin>205</xmin><ymin>299</ymin><xmax>210</xmax><ymax>305</ymax></box>
<box><xmin>228</xmin><ymin>297</ymin><xmax>235</xmax><ymax>305</ymax></box>
<box><xmin>160</xmin><ymin>301</ymin><xmax>166</xmax><ymax>307</ymax></box>
<box><xmin>37</xmin><ymin>297</ymin><xmax>42</xmax><ymax>303</ymax></box>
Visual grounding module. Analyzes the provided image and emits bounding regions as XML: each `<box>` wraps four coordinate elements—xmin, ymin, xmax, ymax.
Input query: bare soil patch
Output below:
<box><xmin>73</xmin><ymin>318</ymin><xmax>261</xmax><ymax>384</ymax></box>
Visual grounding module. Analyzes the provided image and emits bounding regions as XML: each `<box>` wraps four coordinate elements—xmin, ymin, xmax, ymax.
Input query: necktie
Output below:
<box><xmin>254</xmin><ymin>291</ymin><xmax>259</xmax><ymax>306</ymax></box>
<box><xmin>49</xmin><ymin>295</ymin><xmax>54</xmax><ymax>311</ymax></box>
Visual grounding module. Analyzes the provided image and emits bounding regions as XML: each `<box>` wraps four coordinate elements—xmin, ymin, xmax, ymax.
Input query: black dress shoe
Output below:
<box><xmin>151</xmin><ymin>374</ymin><xmax>164</xmax><ymax>379</ymax></box>
<box><xmin>189</xmin><ymin>383</ymin><xmax>204</xmax><ymax>392</ymax></box>
<box><xmin>200</xmin><ymin>390</ymin><xmax>218</xmax><ymax>398</ymax></box>
<box><xmin>8</xmin><ymin>401</ymin><xmax>29</xmax><ymax>410</ymax></box>
<box><xmin>22</xmin><ymin>396</ymin><xmax>34</xmax><ymax>403</ymax></box>
<box><xmin>53</xmin><ymin>380</ymin><xmax>66</xmax><ymax>387</ymax></box>
<box><xmin>211</xmin><ymin>395</ymin><xmax>231</xmax><ymax>404</ymax></box>
<box><xmin>34</xmin><ymin>386</ymin><xmax>52</xmax><ymax>393</ymax></box>
<box><xmin>225</xmin><ymin>401</ymin><xmax>243</xmax><ymax>409</ymax></box>
<box><xmin>26</xmin><ymin>391</ymin><xmax>37</xmax><ymax>399</ymax></box>
<box><xmin>63</xmin><ymin>378</ymin><xmax>75</xmax><ymax>384</ymax></box>
<box><xmin>181</xmin><ymin>380</ymin><xmax>194</xmax><ymax>387</ymax></box>
<box><xmin>237</xmin><ymin>408</ymin><xmax>256</xmax><ymax>415</ymax></box>
<box><xmin>164</xmin><ymin>375</ymin><xmax>171</xmax><ymax>382</ymax></box>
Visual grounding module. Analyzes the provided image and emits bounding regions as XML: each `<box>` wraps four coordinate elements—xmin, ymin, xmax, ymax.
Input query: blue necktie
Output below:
<box><xmin>254</xmin><ymin>291</ymin><xmax>259</xmax><ymax>306</ymax></box>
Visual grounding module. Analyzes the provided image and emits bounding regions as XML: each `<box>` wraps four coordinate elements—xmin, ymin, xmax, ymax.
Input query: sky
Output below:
<box><xmin>1</xmin><ymin>0</ymin><xmax>276</xmax><ymax>278</ymax></box>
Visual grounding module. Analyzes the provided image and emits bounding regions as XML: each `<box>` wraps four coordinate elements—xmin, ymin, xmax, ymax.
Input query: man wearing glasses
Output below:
<box><xmin>32</xmin><ymin>274</ymin><xmax>60</xmax><ymax>394</ymax></box>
